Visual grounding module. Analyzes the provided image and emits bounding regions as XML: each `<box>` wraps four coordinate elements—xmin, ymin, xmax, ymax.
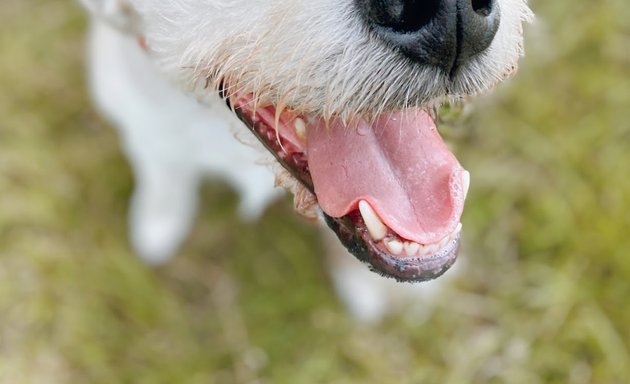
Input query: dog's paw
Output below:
<box><xmin>130</xmin><ymin>213</ymin><xmax>189</xmax><ymax>266</ymax></box>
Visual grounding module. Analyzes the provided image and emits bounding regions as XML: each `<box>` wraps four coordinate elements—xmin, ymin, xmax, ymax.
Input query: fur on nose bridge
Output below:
<box><xmin>84</xmin><ymin>0</ymin><xmax>531</xmax><ymax>118</ymax></box>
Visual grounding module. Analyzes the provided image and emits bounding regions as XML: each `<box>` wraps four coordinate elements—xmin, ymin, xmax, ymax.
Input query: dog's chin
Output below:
<box><xmin>225</xmin><ymin>91</ymin><xmax>468</xmax><ymax>282</ymax></box>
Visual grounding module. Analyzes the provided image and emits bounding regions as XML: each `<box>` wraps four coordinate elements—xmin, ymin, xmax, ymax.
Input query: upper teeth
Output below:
<box><xmin>358</xmin><ymin>200</ymin><xmax>388</xmax><ymax>241</ymax></box>
<box><xmin>294</xmin><ymin>117</ymin><xmax>306</xmax><ymax>140</ymax></box>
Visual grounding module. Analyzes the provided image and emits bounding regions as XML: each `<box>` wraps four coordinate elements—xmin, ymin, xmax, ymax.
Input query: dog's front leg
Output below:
<box><xmin>127</xmin><ymin>155</ymin><xmax>201</xmax><ymax>265</ymax></box>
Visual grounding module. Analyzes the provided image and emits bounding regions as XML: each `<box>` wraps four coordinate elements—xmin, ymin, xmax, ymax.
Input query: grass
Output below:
<box><xmin>0</xmin><ymin>0</ymin><xmax>629</xmax><ymax>383</ymax></box>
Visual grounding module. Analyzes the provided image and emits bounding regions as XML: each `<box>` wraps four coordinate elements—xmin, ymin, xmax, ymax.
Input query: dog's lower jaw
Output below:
<box><xmin>324</xmin><ymin>214</ymin><xmax>460</xmax><ymax>282</ymax></box>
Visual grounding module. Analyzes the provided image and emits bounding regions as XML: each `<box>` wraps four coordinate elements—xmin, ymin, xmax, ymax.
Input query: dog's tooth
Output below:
<box><xmin>358</xmin><ymin>200</ymin><xmax>388</xmax><ymax>242</ymax></box>
<box><xmin>441</xmin><ymin>223</ymin><xmax>462</xmax><ymax>246</ymax></box>
<box><xmin>294</xmin><ymin>117</ymin><xmax>306</xmax><ymax>140</ymax></box>
<box><xmin>385</xmin><ymin>239</ymin><xmax>403</xmax><ymax>255</ymax></box>
<box><xmin>462</xmin><ymin>171</ymin><xmax>471</xmax><ymax>199</ymax></box>
<box><xmin>404</xmin><ymin>241</ymin><xmax>421</xmax><ymax>256</ymax></box>
<box><xmin>438</xmin><ymin>235</ymin><xmax>450</xmax><ymax>249</ymax></box>
<box><xmin>425</xmin><ymin>243</ymin><xmax>439</xmax><ymax>255</ymax></box>
<box><xmin>452</xmin><ymin>223</ymin><xmax>463</xmax><ymax>239</ymax></box>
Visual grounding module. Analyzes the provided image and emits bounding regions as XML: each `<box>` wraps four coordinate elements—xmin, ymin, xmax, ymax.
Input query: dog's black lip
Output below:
<box><xmin>324</xmin><ymin>214</ymin><xmax>459</xmax><ymax>282</ymax></box>
<box><xmin>225</xmin><ymin>91</ymin><xmax>459</xmax><ymax>282</ymax></box>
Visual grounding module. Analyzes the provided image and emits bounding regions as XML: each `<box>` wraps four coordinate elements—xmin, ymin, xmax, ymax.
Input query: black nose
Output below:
<box><xmin>357</xmin><ymin>0</ymin><xmax>500</xmax><ymax>73</ymax></box>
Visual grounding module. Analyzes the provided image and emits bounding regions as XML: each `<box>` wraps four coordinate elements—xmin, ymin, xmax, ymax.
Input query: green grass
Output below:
<box><xmin>1</xmin><ymin>0</ymin><xmax>629</xmax><ymax>383</ymax></box>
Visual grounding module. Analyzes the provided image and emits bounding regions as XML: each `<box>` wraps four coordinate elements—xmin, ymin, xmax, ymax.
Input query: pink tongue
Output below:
<box><xmin>305</xmin><ymin>109</ymin><xmax>466</xmax><ymax>244</ymax></box>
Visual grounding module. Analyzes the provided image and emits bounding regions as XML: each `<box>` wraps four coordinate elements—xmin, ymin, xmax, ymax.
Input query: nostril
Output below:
<box><xmin>364</xmin><ymin>0</ymin><xmax>441</xmax><ymax>33</ymax></box>
<box><xmin>471</xmin><ymin>0</ymin><xmax>494</xmax><ymax>16</ymax></box>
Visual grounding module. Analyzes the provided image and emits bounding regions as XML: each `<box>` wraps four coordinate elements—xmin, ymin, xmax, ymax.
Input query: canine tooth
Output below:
<box><xmin>358</xmin><ymin>200</ymin><xmax>387</xmax><ymax>241</ymax></box>
<box><xmin>404</xmin><ymin>241</ymin><xmax>421</xmax><ymax>256</ymax></box>
<box><xmin>386</xmin><ymin>239</ymin><xmax>404</xmax><ymax>255</ymax></box>
<box><xmin>294</xmin><ymin>117</ymin><xmax>306</xmax><ymax>140</ymax></box>
<box><xmin>462</xmin><ymin>170</ymin><xmax>471</xmax><ymax>199</ymax></box>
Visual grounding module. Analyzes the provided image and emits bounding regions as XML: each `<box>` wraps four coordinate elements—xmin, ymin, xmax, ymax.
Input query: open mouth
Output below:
<box><xmin>227</xmin><ymin>93</ymin><xmax>469</xmax><ymax>282</ymax></box>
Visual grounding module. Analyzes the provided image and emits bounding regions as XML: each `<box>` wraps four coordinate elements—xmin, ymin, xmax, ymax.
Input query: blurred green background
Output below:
<box><xmin>1</xmin><ymin>0</ymin><xmax>629</xmax><ymax>383</ymax></box>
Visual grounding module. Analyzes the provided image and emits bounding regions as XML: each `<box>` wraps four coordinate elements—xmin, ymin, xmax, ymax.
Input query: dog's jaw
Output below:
<box><xmin>324</xmin><ymin>213</ymin><xmax>460</xmax><ymax>282</ymax></box>
<box><xmin>229</xmin><ymin>93</ymin><xmax>467</xmax><ymax>282</ymax></box>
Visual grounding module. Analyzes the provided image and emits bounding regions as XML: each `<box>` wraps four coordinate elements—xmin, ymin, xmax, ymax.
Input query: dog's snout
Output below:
<box><xmin>358</xmin><ymin>0</ymin><xmax>500</xmax><ymax>73</ymax></box>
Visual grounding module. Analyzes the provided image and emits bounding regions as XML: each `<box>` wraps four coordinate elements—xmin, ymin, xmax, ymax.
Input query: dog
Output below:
<box><xmin>80</xmin><ymin>0</ymin><xmax>532</xmax><ymax>321</ymax></box>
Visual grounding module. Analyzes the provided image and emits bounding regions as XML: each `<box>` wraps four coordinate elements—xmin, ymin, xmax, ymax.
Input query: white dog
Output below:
<box><xmin>80</xmin><ymin>0</ymin><xmax>532</xmax><ymax>321</ymax></box>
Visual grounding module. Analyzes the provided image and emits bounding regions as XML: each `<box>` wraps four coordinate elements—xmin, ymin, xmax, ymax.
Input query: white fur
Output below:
<box><xmin>81</xmin><ymin>0</ymin><xmax>532</xmax><ymax>321</ymax></box>
<box><xmin>86</xmin><ymin>20</ymin><xmax>282</xmax><ymax>264</ymax></box>
<box><xmin>130</xmin><ymin>0</ymin><xmax>532</xmax><ymax>117</ymax></box>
